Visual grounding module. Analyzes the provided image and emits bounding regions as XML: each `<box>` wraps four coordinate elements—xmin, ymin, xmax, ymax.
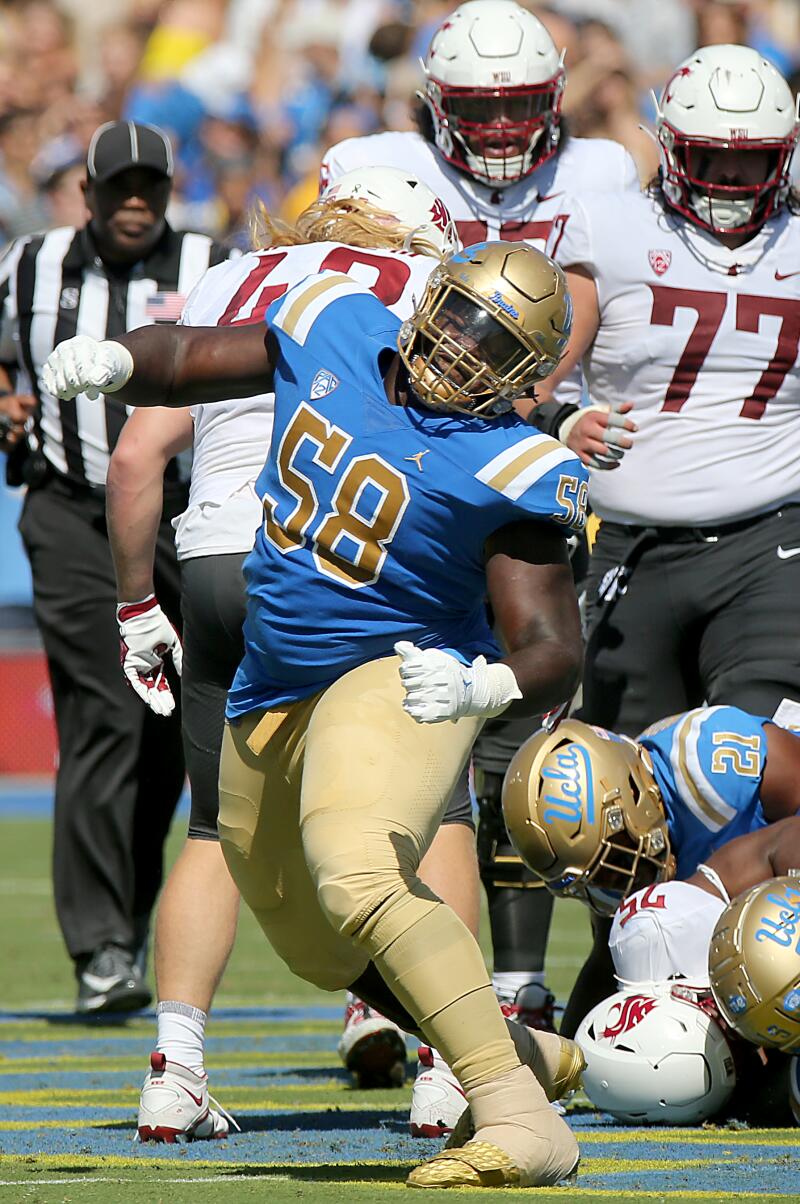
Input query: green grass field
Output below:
<box><xmin>1</xmin><ymin>816</ymin><xmax>798</xmax><ymax>1204</ymax></box>
<box><xmin>0</xmin><ymin>819</ymin><xmax>590</xmax><ymax>1009</ymax></box>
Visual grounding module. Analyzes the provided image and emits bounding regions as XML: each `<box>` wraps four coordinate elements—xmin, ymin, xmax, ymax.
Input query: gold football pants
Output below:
<box><xmin>218</xmin><ymin>653</ymin><xmax>522</xmax><ymax>1090</ymax></box>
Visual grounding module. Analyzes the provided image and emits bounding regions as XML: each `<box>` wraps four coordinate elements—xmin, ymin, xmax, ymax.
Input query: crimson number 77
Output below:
<box><xmin>649</xmin><ymin>285</ymin><xmax>800</xmax><ymax>419</ymax></box>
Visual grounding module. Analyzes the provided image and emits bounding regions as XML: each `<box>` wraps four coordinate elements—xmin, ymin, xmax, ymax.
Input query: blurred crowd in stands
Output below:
<box><xmin>0</xmin><ymin>0</ymin><xmax>797</xmax><ymax>247</ymax></box>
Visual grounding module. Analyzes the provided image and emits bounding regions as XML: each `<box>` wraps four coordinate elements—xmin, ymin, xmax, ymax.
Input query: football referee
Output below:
<box><xmin>0</xmin><ymin>121</ymin><xmax>232</xmax><ymax>1013</ymax></box>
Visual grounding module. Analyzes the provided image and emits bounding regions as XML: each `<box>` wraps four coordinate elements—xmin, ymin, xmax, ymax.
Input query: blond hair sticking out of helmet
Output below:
<box><xmin>251</xmin><ymin>165</ymin><xmax>459</xmax><ymax>259</ymax></box>
<box><xmin>502</xmin><ymin>719</ymin><xmax>674</xmax><ymax>915</ymax></box>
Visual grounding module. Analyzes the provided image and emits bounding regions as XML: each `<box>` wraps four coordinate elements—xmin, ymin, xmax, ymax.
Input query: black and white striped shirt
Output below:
<box><xmin>0</xmin><ymin>223</ymin><xmax>232</xmax><ymax>488</ymax></box>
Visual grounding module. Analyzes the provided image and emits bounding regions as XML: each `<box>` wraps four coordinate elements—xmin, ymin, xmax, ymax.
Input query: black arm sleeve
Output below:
<box><xmin>528</xmin><ymin>400</ymin><xmax>578</xmax><ymax>439</ymax></box>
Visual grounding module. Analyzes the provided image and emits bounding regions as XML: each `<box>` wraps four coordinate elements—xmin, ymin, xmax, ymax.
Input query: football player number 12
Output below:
<box><xmin>217</xmin><ymin>247</ymin><xmax>412</xmax><ymax>325</ymax></box>
<box><xmin>263</xmin><ymin>402</ymin><xmax>410</xmax><ymax>589</ymax></box>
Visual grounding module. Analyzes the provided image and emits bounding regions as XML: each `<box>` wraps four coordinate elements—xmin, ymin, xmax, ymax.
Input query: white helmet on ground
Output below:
<box><xmin>322</xmin><ymin>166</ymin><xmax>459</xmax><ymax>256</ymax></box>
<box><xmin>422</xmin><ymin>0</ymin><xmax>565</xmax><ymax>188</ymax></box>
<box><xmin>655</xmin><ymin>43</ymin><xmax>800</xmax><ymax>235</ymax></box>
<box><xmin>576</xmin><ymin>990</ymin><xmax>736</xmax><ymax>1124</ymax></box>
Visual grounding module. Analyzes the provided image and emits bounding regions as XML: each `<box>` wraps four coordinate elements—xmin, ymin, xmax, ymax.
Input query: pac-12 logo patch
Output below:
<box><xmin>648</xmin><ymin>250</ymin><xmax>672</xmax><ymax>277</ymax></box>
<box><xmin>310</xmin><ymin>369</ymin><xmax>339</xmax><ymax>399</ymax></box>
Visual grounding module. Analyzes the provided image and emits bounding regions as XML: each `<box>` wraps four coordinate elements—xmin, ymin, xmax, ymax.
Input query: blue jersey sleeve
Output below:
<box><xmin>641</xmin><ymin>706</ymin><xmax>769</xmax><ymax>835</ymax></box>
<box><xmin>266</xmin><ymin>271</ymin><xmax>399</xmax><ymax>398</ymax></box>
<box><xmin>473</xmin><ymin>431</ymin><xmax>588</xmax><ymax>533</ymax></box>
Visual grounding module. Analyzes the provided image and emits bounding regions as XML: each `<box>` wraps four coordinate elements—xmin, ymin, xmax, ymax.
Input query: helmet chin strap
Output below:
<box><xmin>460</xmin><ymin>125</ymin><xmax>545</xmax><ymax>188</ymax></box>
<box><xmin>690</xmin><ymin>191</ymin><xmax>757</xmax><ymax>231</ymax></box>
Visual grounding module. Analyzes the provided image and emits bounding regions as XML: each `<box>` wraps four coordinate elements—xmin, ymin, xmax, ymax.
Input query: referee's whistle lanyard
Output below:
<box><xmin>584</xmin><ymin>527</ymin><xmax>659</xmax><ymax>658</ymax></box>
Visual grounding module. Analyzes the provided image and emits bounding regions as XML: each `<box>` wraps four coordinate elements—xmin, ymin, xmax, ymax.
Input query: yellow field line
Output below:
<box><xmin>0</xmin><ymin>1052</ymin><xmax>343</xmax><ymax>1072</ymax></box>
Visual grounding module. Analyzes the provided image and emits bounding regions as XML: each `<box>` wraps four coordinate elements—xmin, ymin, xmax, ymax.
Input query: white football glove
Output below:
<box><xmin>42</xmin><ymin>336</ymin><xmax>134</xmax><ymax>401</ymax></box>
<box><xmin>117</xmin><ymin>595</ymin><xmax>182</xmax><ymax>717</ymax></box>
<box><xmin>395</xmin><ymin>641</ymin><xmax>521</xmax><ymax>724</ymax></box>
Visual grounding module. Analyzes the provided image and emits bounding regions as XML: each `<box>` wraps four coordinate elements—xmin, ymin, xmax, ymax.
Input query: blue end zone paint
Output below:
<box><xmin>0</xmin><ymin>782</ymin><xmax>190</xmax><ymax>820</ymax></box>
<box><xmin>0</xmin><ymin>1008</ymin><xmax>798</xmax><ymax>1195</ymax></box>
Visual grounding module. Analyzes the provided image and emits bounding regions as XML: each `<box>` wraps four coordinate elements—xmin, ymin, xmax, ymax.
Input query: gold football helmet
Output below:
<box><xmin>397</xmin><ymin>240</ymin><xmax>572</xmax><ymax>418</ymax></box>
<box><xmin>502</xmin><ymin>720</ymin><xmax>675</xmax><ymax>916</ymax></box>
<box><xmin>709</xmin><ymin>875</ymin><xmax>800</xmax><ymax>1054</ymax></box>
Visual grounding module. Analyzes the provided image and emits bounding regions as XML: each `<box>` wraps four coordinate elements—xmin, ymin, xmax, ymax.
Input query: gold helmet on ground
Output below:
<box><xmin>502</xmin><ymin>719</ymin><xmax>675</xmax><ymax>915</ymax></box>
<box><xmin>709</xmin><ymin>875</ymin><xmax>800</xmax><ymax>1054</ymax></box>
<box><xmin>398</xmin><ymin>240</ymin><xmax>572</xmax><ymax>418</ymax></box>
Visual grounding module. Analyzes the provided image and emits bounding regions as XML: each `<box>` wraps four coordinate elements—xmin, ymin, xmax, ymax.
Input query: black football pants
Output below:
<box><xmin>19</xmin><ymin>476</ymin><xmax>186</xmax><ymax>964</ymax></box>
<box><xmin>580</xmin><ymin>504</ymin><xmax>800</xmax><ymax>735</ymax></box>
<box><xmin>179</xmin><ymin>552</ymin><xmax>247</xmax><ymax>841</ymax></box>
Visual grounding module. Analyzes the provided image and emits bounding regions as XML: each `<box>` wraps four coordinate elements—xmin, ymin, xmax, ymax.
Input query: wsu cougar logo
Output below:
<box><xmin>430</xmin><ymin>197</ymin><xmax>451</xmax><ymax>233</ymax></box>
<box><xmin>648</xmin><ymin>250</ymin><xmax>672</xmax><ymax>277</ymax></box>
<box><xmin>601</xmin><ymin>995</ymin><xmax>658</xmax><ymax>1040</ymax></box>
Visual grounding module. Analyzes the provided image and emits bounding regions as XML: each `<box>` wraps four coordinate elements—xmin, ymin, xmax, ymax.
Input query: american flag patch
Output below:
<box><xmin>145</xmin><ymin>292</ymin><xmax>186</xmax><ymax>323</ymax></box>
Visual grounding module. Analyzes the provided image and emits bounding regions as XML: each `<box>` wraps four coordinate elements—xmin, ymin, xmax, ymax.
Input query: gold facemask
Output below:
<box><xmin>709</xmin><ymin>874</ymin><xmax>800</xmax><ymax>1053</ymax></box>
<box><xmin>397</xmin><ymin>240</ymin><xmax>572</xmax><ymax>418</ymax></box>
<box><xmin>502</xmin><ymin>719</ymin><xmax>675</xmax><ymax>916</ymax></box>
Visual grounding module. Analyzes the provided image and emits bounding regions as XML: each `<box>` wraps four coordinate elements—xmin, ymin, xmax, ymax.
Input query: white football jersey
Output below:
<box><xmin>173</xmin><ymin>241</ymin><xmax>439</xmax><ymax>559</ymax></box>
<box><xmin>320</xmin><ymin>131</ymin><xmax>639</xmax><ymax>255</ymax></box>
<box><xmin>553</xmin><ymin>190</ymin><xmax>800</xmax><ymax>525</ymax></box>
<box><xmin>609</xmin><ymin>880</ymin><xmax>727</xmax><ymax>989</ymax></box>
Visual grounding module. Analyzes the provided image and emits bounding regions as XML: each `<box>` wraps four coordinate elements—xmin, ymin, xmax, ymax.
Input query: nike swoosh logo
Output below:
<box><xmin>538</xmin><ymin>191</ymin><xmax>563</xmax><ymax>202</ymax></box>
<box><xmin>180</xmin><ymin>1086</ymin><xmax>205</xmax><ymax>1107</ymax></box>
<box><xmin>82</xmin><ymin>972</ymin><xmax>130</xmax><ymax>992</ymax></box>
<box><xmin>775</xmin><ymin>270</ymin><xmax>800</xmax><ymax>281</ymax></box>
<box><xmin>777</xmin><ymin>545</ymin><xmax>800</xmax><ymax>559</ymax></box>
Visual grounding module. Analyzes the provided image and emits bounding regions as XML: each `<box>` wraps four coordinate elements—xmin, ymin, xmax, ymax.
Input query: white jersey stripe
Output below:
<box><xmin>30</xmin><ymin>228</ymin><xmax>74</xmax><ymax>476</ymax></box>
<box><xmin>497</xmin><ymin>444</ymin><xmax>577</xmax><ymax>501</ymax></box>
<box><xmin>126</xmin><ymin>276</ymin><xmax>160</xmax><ymax>420</ymax></box>
<box><xmin>685</xmin><ymin>706</ymin><xmax>738</xmax><ymax>828</ymax></box>
<box><xmin>74</xmin><ymin>272</ymin><xmax>112</xmax><ymax>486</ymax></box>
<box><xmin>476</xmin><ymin>435</ymin><xmax>573</xmax><ymax>501</ymax></box>
<box><xmin>668</xmin><ymin>709</ymin><xmax>727</xmax><ymax>832</ymax></box>
<box><xmin>475</xmin><ymin>433</ymin><xmax>553</xmax><ymax>486</ymax></box>
<box><xmin>273</xmin><ymin>273</ymin><xmax>365</xmax><ymax>346</ymax></box>
<box><xmin>177</xmin><ymin>232</ymin><xmax>213</xmax><ymax>298</ymax></box>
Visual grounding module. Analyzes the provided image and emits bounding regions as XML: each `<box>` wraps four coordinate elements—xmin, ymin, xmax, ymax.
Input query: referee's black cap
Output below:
<box><xmin>86</xmin><ymin>121</ymin><xmax>174</xmax><ymax>184</ymax></box>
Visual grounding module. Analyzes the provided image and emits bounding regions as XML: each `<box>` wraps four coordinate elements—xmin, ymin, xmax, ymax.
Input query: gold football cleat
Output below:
<box><xmin>553</xmin><ymin>1034</ymin><xmax>587</xmax><ymax>1100</ymax></box>
<box><xmin>444</xmin><ymin>1036</ymin><xmax>586</xmax><ymax>1151</ymax></box>
<box><xmin>407</xmin><ymin>1140</ymin><xmax>521</xmax><ymax>1189</ymax></box>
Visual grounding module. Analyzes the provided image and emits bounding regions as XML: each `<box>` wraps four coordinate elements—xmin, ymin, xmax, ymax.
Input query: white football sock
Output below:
<box><xmin>156</xmin><ymin>1001</ymin><xmax>207</xmax><ymax>1075</ymax></box>
<box><xmin>492</xmin><ymin>971</ymin><xmax>545</xmax><ymax>1004</ymax></box>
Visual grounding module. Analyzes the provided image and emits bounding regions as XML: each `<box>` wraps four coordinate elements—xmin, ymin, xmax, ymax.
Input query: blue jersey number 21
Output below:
<box><xmin>262</xmin><ymin>401</ymin><xmax>410</xmax><ymax>589</ymax></box>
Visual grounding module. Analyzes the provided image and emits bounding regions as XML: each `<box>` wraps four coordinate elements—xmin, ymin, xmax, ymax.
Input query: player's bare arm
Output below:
<box><xmin>106</xmin><ymin>406</ymin><xmax>193</xmax><ymax>716</ymax></box>
<box><xmin>535</xmin><ymin>267</ymin><xmax>599</xmax><ymax>404</ymax></box>
<box><xmin>688</xmin><ymin>815</ymin><xmax>800</xmax><ymax>902</ymax></box>
<box><xmin>532</xmin><ymin>266</ymin><xmax>636</xmax><ymax>467</ymax></box>
<box><xmin>107</xmin><ymin>406</ymin><xmax>194</xmax><ymax>601</ymax></box>
<box><xmin>757</xmin><ymin>725</ymin><xmax>800</xmax><ymax>821</ymax></box>
<box><xmin>485</xmin><ymin>520</ymin><xmax>583</xmax><ymax>718</ymax></box>
<box><xmin>43</xmin><ymin>323</ymin><xmax>274</xmax><ymax>409</ymax></box>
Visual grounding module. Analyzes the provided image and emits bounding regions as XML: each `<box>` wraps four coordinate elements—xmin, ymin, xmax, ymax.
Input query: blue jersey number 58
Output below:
<box><xmin>262</xmin><ymin>401</ymin><xmax>410</xmax><ymax>589</ymax></box>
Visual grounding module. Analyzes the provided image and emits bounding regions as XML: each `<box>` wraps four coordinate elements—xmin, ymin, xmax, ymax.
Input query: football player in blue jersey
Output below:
<box><xmin>504</xmin><ymin>708</ymin><xmax>800</xmax><ymax>1036</ymax></box>
<box><xmin>43</xmin><ymin>241</ymin><xmax>589</xmax><ymax>1189</ymax></box>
